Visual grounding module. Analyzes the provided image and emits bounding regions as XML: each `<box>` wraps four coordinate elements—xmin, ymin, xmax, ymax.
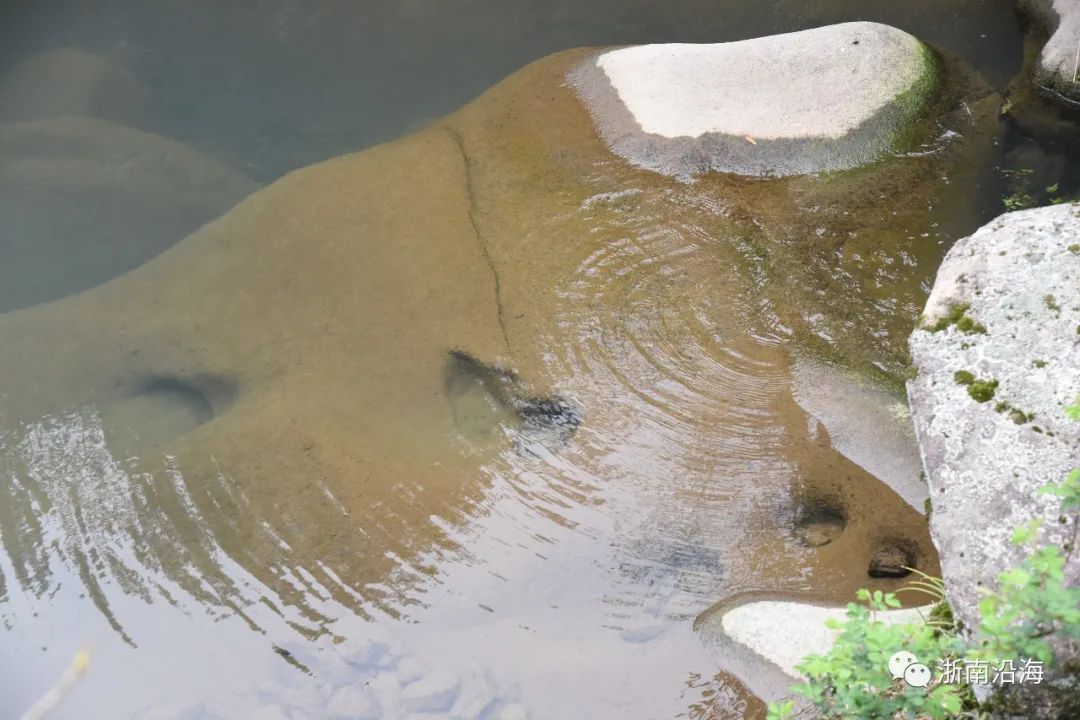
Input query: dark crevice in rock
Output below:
<box><xmin>444</xmin><ymin>350</ymin><xmax>580</xmax><ymax>451</ymax></box>
<box><xmin>444</xmin><ymin>127</ymin><xmax>512</xmax><ymax>354</ymax></box>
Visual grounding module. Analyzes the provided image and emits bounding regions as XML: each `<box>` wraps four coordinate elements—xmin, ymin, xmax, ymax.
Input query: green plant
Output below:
<box><xmin>767</xmin><ymin>400</ymin><xmax>1080</xmax><ymax>719</ymax></box>
<box><xmin>953</xmin><ymin>375</ymin><xmax>999</xmax><ymax>403</ymax></box>
<box><xmin>774</xmin><ymin>590</ymin><xmax>967</xmax><ymax>719</ymax></box>
<box><xmin>999</xmin><ymin>170</ymin><xmax>1073</xmax><ymax>210</ymax></box>
<box><xmin>974</xmin><ymin>543</ymin><xmax>1080</xmax><ymax>665</ymax></box>
<box><xmin>1003</xmin><ymin>192</ymin><xmax>1036</xmax><ymax>211</ymax></box>
<box><xmin>766</xmin><ymin>699</ymin><xmax>796</xmax><ymax>720</ymax></box>
<box><xmin>1002</xmin><ymin>168</ymin><xmax>1036</xmax><ymax>211</ymax></box>
<box><xmin>1046</xmin><ymin>183</ymin><xmax>1071</xmax><ymax>205</ymax></box>
<box><xmin>976</xmin><ymin>399</ymin><xmax>1080</xmax><ymax>664</ymax></box>
<box><xmin>954</xmin><ymin>370</ymin><xmax>976</xmax><ymax>385</ymax></box>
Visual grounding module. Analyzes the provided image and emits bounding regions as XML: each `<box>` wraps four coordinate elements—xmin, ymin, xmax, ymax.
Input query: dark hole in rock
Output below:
<box><xmin>100</xmin><ymin>374</ymin><xmax>237</xmax><ymax>457</ymax></box>
<box><xmin>868</xmin><ymin>539</ymin><xmax>919</xmax><ymax>578</ymax></box>
<box><xmin>444</xmin><ymin>350</ymin><xmax>580</xmax><ymax>451</ymax></box>
<box><xmin>792</xmin><ymin>497</ymin><xmax>847</xmax><ymax>548</ymax></box>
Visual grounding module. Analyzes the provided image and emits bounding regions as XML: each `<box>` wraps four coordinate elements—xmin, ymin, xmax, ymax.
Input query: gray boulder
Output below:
<box><xmin>908</xmin><ymin>202</ymin><xmax>1080</xmax><ymax>716</ymax></box>
<box><xmin>1019</xmin><ymin>0</ymin><xmax>1080</xmax><ymax>107</ymax></box>
<box><xmin>570</xmin><ymin>22</ymin><xmax>939</xmax><ymax>178</ymax></box>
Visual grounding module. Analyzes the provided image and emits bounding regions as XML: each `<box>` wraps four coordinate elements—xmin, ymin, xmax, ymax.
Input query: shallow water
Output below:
<box><xmin>0</xmin><ymin>2</ymin><xmax>1075</xmax><ymax>719</ymax></box>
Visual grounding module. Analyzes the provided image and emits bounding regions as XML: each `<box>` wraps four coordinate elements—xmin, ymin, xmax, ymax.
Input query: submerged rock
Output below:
<box><xmin>325</xmin><ymin>685</ymin><xmax>381</xmax><ymax>719</ymax></box>
<box><xmin>1019</xmin><ymin>0</ymin><xmax>1080</xmax><ymax>107</ymax></box>
<box><xmin>791</xmin><ymin>358</ymin><xmax>928</xmax><ymax>515</ymax></box>
<box><xmin>0</xmin><ymin>47</ymin><xmax>148</xmax><ymax>126</ymax></box>
<box><xmin>444</xmin><ymin>350</ymin><xmax>581</xmax><ymax>451</ymax></box>
<box><xmin>908</xmin><ymin>202</ymin><xmax>1080</xmax><ymax>716</ymax></box>
<box><xmin>570</xmin><ymin>22</ymin><xmax>939</xmax><ymax>178</ymax></box>
<box><xmin>399</xmin><ymin>668</ymin><xmax>461</xmax><ymax>713</ymax></box>
<box><xmin>0</xmin><ymin>115</ymin><xmax>256</xmax><ymax>311</ymax></box>
<box><xmin>867</xmin><ymin>541</ymin><xmax>917</xmax><ymax>578</ymax></box>
<box><xmin>0</xmin><ymin>30</ymin><xmax>989</xmax><ymax>701</ymax></box>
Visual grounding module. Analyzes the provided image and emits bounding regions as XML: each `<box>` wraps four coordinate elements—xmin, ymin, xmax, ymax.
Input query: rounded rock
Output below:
<box><xmin>570</xmin><ymin>22</ymin><xmax>938</xmax><ymax>178</ymax></box>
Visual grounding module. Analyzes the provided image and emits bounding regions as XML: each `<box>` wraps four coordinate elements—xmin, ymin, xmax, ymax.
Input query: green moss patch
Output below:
<box><xmin>954</xmin><ymin>369</ymin><xmax>976</xmax><ymax>385</ymax></box>
<box><xmin>926</xmin><ymin>303</ymin><xmax>986</xmax><ymax>334</ymax></box>
<box><xmin>967</xmin><ymin>379</ymin><xmax>999</xmax><ymax>403</ymax></box>
<box><xmin>953</xmin><ymin>369</ymin><xmax>997</xmax><ymax>402</ymax></box>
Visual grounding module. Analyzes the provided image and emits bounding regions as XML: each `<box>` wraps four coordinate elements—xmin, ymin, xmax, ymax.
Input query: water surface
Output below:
<box><xmin>0</xmin><ymin>2</ymin><xmax>1070</xmax><ymax>719</ymax></box>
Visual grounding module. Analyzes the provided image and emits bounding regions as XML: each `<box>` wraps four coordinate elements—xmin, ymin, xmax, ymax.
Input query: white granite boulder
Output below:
<box><xmin>570</xmin><ymin>22</ymin><xmax>938</xmax><ymax>178</ymax></box>
<box><xmin>721</xmin><ymin>600</ymin><xmax>927</xmax><ymax>678</ymax></box>
<box><xmin>908</xmin><ymin>202</ymin><xmax>1080</xmax><ymax>715</ymax></box>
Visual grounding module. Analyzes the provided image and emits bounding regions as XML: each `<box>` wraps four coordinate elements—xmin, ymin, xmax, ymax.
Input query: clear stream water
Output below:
<box><xmin>0</xmin><ymin>1</ymin><xmax>1076</xmax><ymax>719</ymax></box>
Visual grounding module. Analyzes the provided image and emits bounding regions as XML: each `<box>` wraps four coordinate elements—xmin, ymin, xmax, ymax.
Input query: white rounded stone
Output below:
<box><xmin>719</xmin><ymin>600</ymin><xmax>928</xmax><ymax>678</ymax></box>
<box><xmin>571</xmin><ymin>22</ymin><xmax>937</xmax><ymax>178</ymax></box>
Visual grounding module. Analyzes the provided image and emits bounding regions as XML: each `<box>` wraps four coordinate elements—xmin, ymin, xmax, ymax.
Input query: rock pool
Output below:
<box><xmin>0</xmin><ymin>1</ymin><xmax>1076</xmax><ymax>718</ymax></box>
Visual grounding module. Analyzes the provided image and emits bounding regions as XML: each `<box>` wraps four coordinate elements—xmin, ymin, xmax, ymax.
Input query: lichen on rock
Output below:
<box><xmin>908</xmin><ymin>201</ymin><xmax>1080</xmax><ymax>716</ymax></box>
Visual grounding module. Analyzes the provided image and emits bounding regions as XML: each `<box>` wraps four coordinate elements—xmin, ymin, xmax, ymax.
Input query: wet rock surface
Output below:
<box><xmin>791</xmin><ymin>358</ymin><xmax>928</xmax><ymax>514</ymax></box>
<box><xmin>1019</xmin><ymin>0</ymin><xmax>1080</xmax><ymax>107</ymax></box>
<box><xmin>908</xmin><ymin>202</ymin><xmax>1080</xmax><ymax>716</ymax></box>
<box><xmin>867</xmin><ymin>541</ymin><xmax>917</xmax><ymax>578</ymax></box>
<box><xmin>570</xmin><ymin>22</ymin><xmax>939</xmax><ymax>177</ymax></box>
<box><xmin>792</xmin><ymin>502</ymin><xmax>847</xmax><ymax>548</ymax></box>
<box><xmin>444</xmin><ymin>350</ymin><xmax>581</xmax><ymax>452</ymax></box>
<box><xmin>0</xmin><ymin>115</ymin><xmax>256</xmax><ymax>311</ymax></box>
<box><xmin>0</xmin><ymin>23</ymin><xmax>998</xmax><ymax>720</ymax></box>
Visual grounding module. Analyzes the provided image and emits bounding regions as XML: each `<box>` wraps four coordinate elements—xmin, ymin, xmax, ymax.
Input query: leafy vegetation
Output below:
<box><xmin>767</xmin><ymin>399</ymin><xmax>1080</xmax><ymax>719</ymax></box>
<box><xmin>1000</xmin><ymin>168</ymin><xmax>1072</xmax><ymax>211</ymax></box>
<box><xmin>765</xmin><ymin>588</ymin><xmax>970</xmax><ymax>720</ymax></box>
<box><xmin>1002</xmin><ymin>168</ymin><xmax>1036</xmax><ymax>211</ymax></box>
